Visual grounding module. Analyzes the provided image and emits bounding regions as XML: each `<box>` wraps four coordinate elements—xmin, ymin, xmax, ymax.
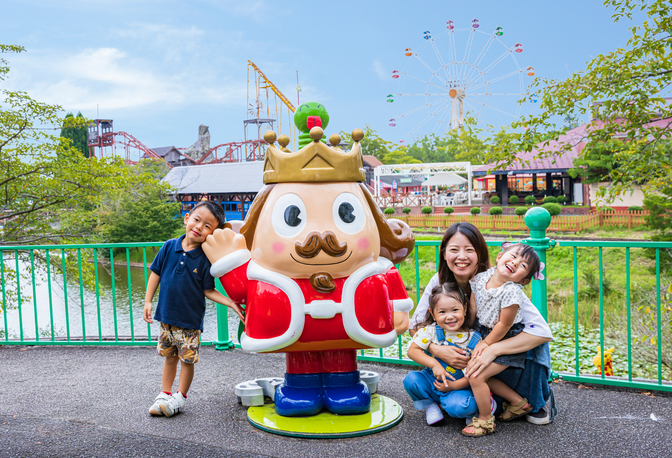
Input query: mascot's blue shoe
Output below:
<box><xmin>274</xmin><ymin>373</ymin><xmax>324</xmax><ymax>417</ymax></box>
<box><xmin>323</xmin><ymin>371</ymin><xmax>371</xmax><ymax>415</ymax></box>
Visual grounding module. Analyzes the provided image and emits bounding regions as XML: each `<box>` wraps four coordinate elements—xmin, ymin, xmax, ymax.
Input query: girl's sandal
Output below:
<box><xmin>461</xmin><ymin>416</ymin><xmax>496</xmax><ymax>437</ymax></box>
<box><xmin>498</xmin><ymin>398</ymin><xmax>533</xmax><ymax>422</ymax></box>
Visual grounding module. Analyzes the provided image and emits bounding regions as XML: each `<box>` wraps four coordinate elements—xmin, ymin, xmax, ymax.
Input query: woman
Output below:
<box><xmin>409</xmin><ymin>222</ymin><xmax>553</xmax><ymax>425</ymax></box>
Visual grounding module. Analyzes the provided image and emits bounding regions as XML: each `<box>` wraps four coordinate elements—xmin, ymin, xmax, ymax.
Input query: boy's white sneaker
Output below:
<box><xmin>161</xmin><ymin>392</ymin><xmax>186</xmax><ymax>417</ymax></box>
<box><xmin>149</xmin><ymin>392</ymin><xmax>171</xmax><ymax>416</ymax></box>
<box><xmin>425</xmin><ymin>402</ymin><xmax>444</xmax><ymax>425</ymax></box>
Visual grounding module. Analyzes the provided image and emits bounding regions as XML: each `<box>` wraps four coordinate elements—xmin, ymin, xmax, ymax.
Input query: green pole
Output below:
<box><xmin>521</xmin><ymin>207</ymin><xmax>555</xmax><ymax>320</ymax></box>
<box><xmin>213</xmin><ymin>280</ymin><xmax>234</xmax><ymax>351</ymax></box>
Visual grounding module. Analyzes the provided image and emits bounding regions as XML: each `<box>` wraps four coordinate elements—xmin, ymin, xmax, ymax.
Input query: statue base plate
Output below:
<box><xmin>246</xmin><ymin>394</ymin><xmax>403</xmax><ymax>439</ymax></box>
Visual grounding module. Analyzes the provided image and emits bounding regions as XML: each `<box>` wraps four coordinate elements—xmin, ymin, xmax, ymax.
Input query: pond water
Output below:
<box><xmin>1</xmin><ymin>259</ymin><xmax>239</xmax><ymax>344</ymax></box>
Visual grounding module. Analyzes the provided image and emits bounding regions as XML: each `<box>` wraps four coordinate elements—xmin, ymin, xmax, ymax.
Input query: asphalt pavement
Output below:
<box><xmin>1</xmin><ymin>345</ymin><xmax>670</xmax><ymax>458</ymax></box>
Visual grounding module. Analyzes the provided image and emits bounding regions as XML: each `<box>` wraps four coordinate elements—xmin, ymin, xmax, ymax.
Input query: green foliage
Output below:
<box><xmin>0</xmin><ymin>45</ymin><xmax>131</xmax><ymax>245</ymax></box>
<box><xmin>490</xmin><ymin>195</ymin><xmax>500</xmax><ymax>204</ymax></box>
<box><xmin>340</xmin><ymin>125</ymin><xmax>397</xmax><ymax>161</ymax></box>
<box><xmin>543</xmin><ymin>196</ymin><xmax>557</xmax><ymax>203</ymax></box>
<box><xmin>578</xmin><ymin>267</ymin><xmax>615</xmax><ymax>299</ymax></box>
<box><xmin>470</xmin><ymin>207</ymin><xmax>481</xmax><ymax>215</ymax></box>
<box><xmin>402</xmin><ymin>207</ymin><xmax>411</xmax><ymax>214</ymax></box>
<box><xmin>643</xmin><ymin>188</ymin><xmax>672</xmax><ymax>271</ymax></box>
<box><xmin>383</xmin><ymin>207</ymin><xmax>395</xmax><ymax>215</ymax></box>
<box><xmin>443</xmin><ymin>206</ymin><xmax>455</xmax><ymax>214</ymax></box>
<box><xmin>542</xmin><ymin>203</ymin><xmax>562</xmax><ymax>216</ymax></box>
<box><xmin>98</xmin><ymin>161</ymin><xmax>181</xmax><ymax>244</ymax></box>
<box><xmin>421</xmin><ymin>206</ymin><xmax>433</xmax><ymax>214</ymax></box>
<box><xmin>514</xmin><ymin>206</ymin><xmax>529</xmax><ymax>216</ymax></box>
<box><xmin>524</xmin><ymin>195</ymin><xmax>536</xmax><ymax>205</ymax></box>
<box><xmin>556</xmin><ymin>195</ymin><xmax>567</xmax><ymax>204</ymax></box>
<box><xmin>630</xmin><ymin>280</ymin><xmax>672</xmax><ymax>373</ymax></box>
<box><xmin>627</xmin><ymin>205</ymin><xmax>643</xmax><ymax>212</ymax></box>
<box><xmin>486</xmin><ymin>0</ymin><xmax>672</xmax><ymax>200</ymax></box>
<box><xmin>598</xmin><ymin>206</ymin><xmax>615</xmax><ymax>212</ymax></box>
<box><xmin>60</xmin><ymin>112</ymin><xmax>89</xmax><ymax>158</ymax></box>
<box><xmin>489</xmin><ymin>206</ymin><xmax>503</xmax><ymax>215</ymax></box>
<box><xmin>509</xmin><ymin>195</ymin><xmax>519</xmax><ymax>204</ymax></box>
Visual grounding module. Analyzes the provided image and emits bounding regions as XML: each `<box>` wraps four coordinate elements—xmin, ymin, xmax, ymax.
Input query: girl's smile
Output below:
<box><xmin>431</xmin><ymin>296</ymin><xmax>467</xmax><ymax>333</ymax></box>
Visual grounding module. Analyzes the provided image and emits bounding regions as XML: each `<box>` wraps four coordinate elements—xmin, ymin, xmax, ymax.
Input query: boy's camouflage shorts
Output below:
<box><xmin>157</xmin><ymin>322</ymin><xmax>201</xmax><ymax>364</ymax></box>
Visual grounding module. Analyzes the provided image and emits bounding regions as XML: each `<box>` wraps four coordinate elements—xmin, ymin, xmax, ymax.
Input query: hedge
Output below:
<box><xmin>383</xmin><ymin>207</ymin><xmax>395</xmax><ymax>215</ymax></box>
<box><xmin>541</xmin><ymin>202</ymin><xmax>562</xmax><ymax>216</ymax></box>
<box><xmin>443</xmin><ymin>206</ymin><xmax>455</xmax><ymax>214</ymax></box>
<box><xmin>509</xmin><ymin>195</ymin><xmax>519</xmax><ymax>204</ymax></box>
<box><xmin>514</xmin><ymin>206</ymin><xmax>528</xmax><ymax>216</ymax></box>
<box><xmin>489</xmin><ymin>206</ymin><xmax>503</xmax><ymax>215</ymax></box>
<box><xmin>421</xmin><ymin>206</ymin><xmax>433</xmax><ymax>214</ymax></box>
<box><xmin>470</xmin><ymin>207</ymin><xmax>481</xmax><ymax>215</ymax></box>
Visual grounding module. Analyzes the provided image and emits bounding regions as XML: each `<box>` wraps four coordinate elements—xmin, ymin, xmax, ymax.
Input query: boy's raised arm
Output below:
<box><xmin>204</xmin><ymin>289</ymin><xmax>245</xmax><ymax>323</ymax></box>
<box><xmin>143</xmin><ymin>272</ymin><xmax>161</xmax><ymax>323</ymax></box>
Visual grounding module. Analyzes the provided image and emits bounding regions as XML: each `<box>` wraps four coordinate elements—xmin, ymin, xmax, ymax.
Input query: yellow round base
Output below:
<box><xmin>246</xmin><ymin>394</ymin><xmax>403</xmax><ymax>439</ymax></box>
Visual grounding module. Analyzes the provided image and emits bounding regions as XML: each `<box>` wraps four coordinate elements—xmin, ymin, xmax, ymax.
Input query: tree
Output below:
<box><xmin>1</xmin><ymin>44</ymin><xmax>131</xmax><ymax>245</ymax></box>
<box><xmin>643</xmin><ymin>186</ymin><xmax>672</xmax><ymax>271</ymax></box>
<box><xmin>60</xmin><ymin>112</ymin><xmax>89</xmax><ymax>158</ymax></box>
<box><xmin>380</xmin><ymin>145</ymin><xmax>422</xmax><ymax>165</ymax></box>
<box><xmin>341</xmin><ymin>125</ymin><xmax>397</xmax><ymax>161</ymax></box>
<box><xmin>487</xmin><ymin>0</ymin><xmax>672</xmax><ymax>199</ymax></box>
<box><xmin>98</xmin><ymin>160</ymin><xmax>181</xmax><ymax>244</ymax></box>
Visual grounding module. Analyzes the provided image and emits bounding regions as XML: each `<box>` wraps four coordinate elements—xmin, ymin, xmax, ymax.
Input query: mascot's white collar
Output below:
<box><xmin>240</xmin><ymin>257</ymin><xmax>399</xmax><ymax>353</ymax></box>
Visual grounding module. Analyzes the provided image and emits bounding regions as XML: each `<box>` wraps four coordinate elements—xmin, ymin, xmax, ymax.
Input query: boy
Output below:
<box><xmin>143</xmin><ymin>200</ymin><xmax>245</xmax><ymax>417</ymax></box>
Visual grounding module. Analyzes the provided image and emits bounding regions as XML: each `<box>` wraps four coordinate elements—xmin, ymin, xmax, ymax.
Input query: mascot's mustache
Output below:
<box><xmin>295</xmin><ymin>231</ymin><xmax>348</xmax><ymax>259</ymax></box>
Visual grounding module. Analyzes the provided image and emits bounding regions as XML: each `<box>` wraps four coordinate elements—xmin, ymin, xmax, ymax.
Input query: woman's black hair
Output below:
<box><xmin>190</xmin><ymin>200</ymin><xmax>226</xmax><ymax>229</ymax></box>
<box><xmin>413</xmin><ymin>282</ymin><xmax>470</xmax><ymax>332</ymax></box>
<box><xmin>501</xmin><ymin>243</ymin><xmax>541</xmax><ymax>284</ymax></box>
<box><xmin>438</xmin><ymin>222</ymin><xmax>490</xmax><ymax>297</ymax></box>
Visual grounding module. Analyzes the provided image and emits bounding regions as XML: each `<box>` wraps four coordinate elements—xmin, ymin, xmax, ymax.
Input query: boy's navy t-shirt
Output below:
<box><xmin>150</xmin><ymin>235</ymin><xmax>215</xmax><ymax>331</ymax></box>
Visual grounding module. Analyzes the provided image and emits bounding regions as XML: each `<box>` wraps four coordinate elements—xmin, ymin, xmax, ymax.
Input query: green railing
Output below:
<box><xmin>1</xmin><ymin>209</ymin><xmax>671</xmax><ymax>392</ymax></box>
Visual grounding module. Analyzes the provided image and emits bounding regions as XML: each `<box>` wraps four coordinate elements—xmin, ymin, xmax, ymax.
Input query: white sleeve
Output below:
<box><xmin>520</xmin><ymin>296</ymin><xmax>553</xmax><ymax>339</ymax></box>
<box><xmin>409</xmin><ymin>273</ymin><xmax>440</xmax><ymax>329</ymax></box>
<box><xmin>410</xmin><ymin>326</ymin><xmax>436</xmax><ymax>350</ymax></box>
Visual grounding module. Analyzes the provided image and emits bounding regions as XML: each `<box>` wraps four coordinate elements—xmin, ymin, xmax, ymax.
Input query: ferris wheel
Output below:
<box><xmin>388</xmin><ymin>19</ymin><xmax>535</xmax><ymax>137</ymax></box>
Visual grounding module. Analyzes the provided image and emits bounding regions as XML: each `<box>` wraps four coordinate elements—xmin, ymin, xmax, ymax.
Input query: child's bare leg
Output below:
<box><xmin>162</xmin><ymin>355</ymin><xmax>179</xmax><ymax>392</ymax></box>
<box><xmin>467</xmin><ymin>363</ymin><xmax>508</xmax><ymax>421</ymax></box>
<box><xmin>177</xmin><ymin>362</ymin><xmax>194</xmax><ymax>395</ymax></box>
<box><xmin>488</xmin><ymin>377</ymin><xmax>524</xmax><ymax>406</ymax></box>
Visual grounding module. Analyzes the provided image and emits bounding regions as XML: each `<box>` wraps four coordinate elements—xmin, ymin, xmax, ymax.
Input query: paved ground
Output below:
<box><xmin>1</xmin><ymin>345</ymin><xmax>670</xmax><ymax>458</ymax></box>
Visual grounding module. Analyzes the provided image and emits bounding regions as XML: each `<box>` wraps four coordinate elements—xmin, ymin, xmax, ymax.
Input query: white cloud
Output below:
<box><xmin>7</xmin><ymin>47</ymin><xmax>247</xmax><ymax>112</ymax></box>
<box><xmin>373</xmin><ymin>60</ymin><xmax>387</xmax><ymax>81</ymax></box>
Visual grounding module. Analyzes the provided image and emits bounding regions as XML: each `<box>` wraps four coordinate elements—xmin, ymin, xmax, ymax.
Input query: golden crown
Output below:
<box><xmin>261</xmin><ymin>127</ymin><xmax>365</xmax><ymax>184</ymax></box>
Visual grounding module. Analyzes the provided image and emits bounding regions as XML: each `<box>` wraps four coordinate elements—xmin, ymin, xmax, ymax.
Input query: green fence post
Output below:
<box><xmin>213</xmin><ymin>280</ymin><xmax>234</xmax><ymax>351</ymax></box>
<box><xmin>521</xmin><ymin>207</ymin><xmax>555</xmax><ymax>320</ymax></box>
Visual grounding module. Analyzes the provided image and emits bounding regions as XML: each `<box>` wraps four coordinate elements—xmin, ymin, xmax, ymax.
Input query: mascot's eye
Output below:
<box><xmin>284</xmin><ymin>205</ymin><xmax>302</xmax><ymax>227</ymax></box>
<box><xmin>332</xmin><ymin>192</ymin><xmax>367</xmax><ymax>234</ymax></box>
<box><xmin>338</xmin><ymin>202</ymin><xmax>355</xmax><ymax>223</ymax></box>
<box><xmin>272</xmin><ymin>193</ymin><xmax>307</xmax><ymax>238</ymax></box>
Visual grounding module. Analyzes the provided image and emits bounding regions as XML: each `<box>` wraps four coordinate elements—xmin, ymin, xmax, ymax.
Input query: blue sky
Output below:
<box><xmin>2</xmin><ymin>0</ymin><xmax>640</xmax><ymax>152</ymax></box>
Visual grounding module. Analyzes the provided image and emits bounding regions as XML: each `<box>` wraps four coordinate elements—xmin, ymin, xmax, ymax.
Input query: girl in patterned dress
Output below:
<box><xmin>460</xmin><ymin>243</ymin><xmax>544</xmax><ymax>437</ymax></box>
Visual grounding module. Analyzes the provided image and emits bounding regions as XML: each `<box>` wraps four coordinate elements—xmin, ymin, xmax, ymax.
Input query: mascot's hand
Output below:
<box><xmin>394</xmin><ymin>311</ymin><xmax>409</xmax><ymax>336</ymax></box>
<box><xmin>203</xmin><ymin>228</ymin><xmax>247</xmax><ymax>263</ymax></box>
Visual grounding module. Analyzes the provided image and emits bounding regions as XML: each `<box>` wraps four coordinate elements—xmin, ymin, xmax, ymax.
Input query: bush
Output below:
<box><xmin>524</xmin><ymin>195</ymin><xmax>536</xmax><ymax>205</ymax></box>
<box><xmin>490</xmin><ymin>196</ymin><xmax>501</xmax><ymax>204</ymax></box>
<box><xmin>402</xmin><ymin>207</ymin><xmax>411</xmax><ymax>214</ymax></box>
<box><xmin>514</xmin><ymin>206</ymin><xmax>529</xmax><ymax>216</ymax></box>
<box><xmin>509</xmin><ymin>195</ymin><xmax>519</xmax><ymax>204</ymax></box>
<box><xmin>443</xmin><ymin>206</ymin><xmax>455</xmax><ymax>214</ymax></box>
<box><xmin>489</xmin><ymin>206</ymin><xmax>503</xmax><ymax>215</ymax></box>
<box><xmin>421</xmin><ymin>206</ymin><xmax>433</xmax><ymax>214</ymax></box>
<box><xmin>628</xmin><ymin>205</ymin><xmax>643</xmax><ymax>212</ymax></box>
<box><xmin>541</xmin><ymin>202</ymin><xmax>562</xmax><ymax>216</ymax></box>
<box><xmin>383</xmin><ymin>207</ymin><xmax>395</xmax><ymax>215</ymax></box>
<box><xmin>598</xmin><ymin>206</ymin><xmax>615</xmax><ymax>213</ymax></box>
<box><xmin>470</xmin><ymin>207</ymin><xmax>481</xmax><ymax>215</ymax></box>
<box><xmin>556</xmin><ymin>195</ymin><xmax>567</xmax><ymax>204</ymax></box>
<box><xmin>543</xmin><ymin>196</ymin><xmax>557</xmax><ymax>203</ymax></box>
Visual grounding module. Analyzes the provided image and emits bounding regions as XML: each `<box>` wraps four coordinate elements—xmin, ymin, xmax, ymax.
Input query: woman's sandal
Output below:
<box><xmin>498</xmin><ymin>398</ymin><xmax>533</xmax><ymax>422</ymax></box>
<box><xmin>461</xmin><ymin>416</ymin><xmax>496</xmax><ymax>437</ymax></box>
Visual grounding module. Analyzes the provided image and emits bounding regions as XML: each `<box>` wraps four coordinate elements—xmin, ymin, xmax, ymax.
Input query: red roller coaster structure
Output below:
<box><xmin>87</xmin><ymin>120</ymin><xmax>265</xmax><ymax>169</ymax></box>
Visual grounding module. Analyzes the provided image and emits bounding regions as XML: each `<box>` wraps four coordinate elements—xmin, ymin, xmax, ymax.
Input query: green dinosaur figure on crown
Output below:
<box><xmin>294</xmin><ymin>101</ymin><xmax>330</xmax><ymax>148</ymax></box>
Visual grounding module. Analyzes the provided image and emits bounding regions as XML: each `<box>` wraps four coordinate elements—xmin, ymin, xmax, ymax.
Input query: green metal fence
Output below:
<box><xmin>1</xmin><ymin>210</ymin><xmax>671</xmax><ymax>392</ymax></box>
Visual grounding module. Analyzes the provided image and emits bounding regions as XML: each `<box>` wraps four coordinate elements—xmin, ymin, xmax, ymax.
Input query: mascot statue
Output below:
<box><xmin>203</xmin><ymin>102</ymin><xmax>415</xmax><ymax>417</ymax></box>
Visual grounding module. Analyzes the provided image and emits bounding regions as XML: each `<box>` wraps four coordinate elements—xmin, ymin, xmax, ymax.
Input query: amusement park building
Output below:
<box><xmin>163</xmin><ymin>161</ymin><xmax>264</xmax><ymax>221</ymax></box>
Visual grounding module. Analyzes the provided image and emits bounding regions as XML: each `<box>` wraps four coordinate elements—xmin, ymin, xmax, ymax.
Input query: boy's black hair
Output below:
<box><xmin>191</xmin><ymin>200</ymin><xmax>226</xmax><ymax>229</ymax></box>
<box><xmin>502</xmin><ymin>243</ymin><xmax>541</xmax><ymax>283</ymax></box>
<box><xmin>413</xmin><ymin>282</ymin><xmax>470</xmax><ymax>332</ymax></box>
